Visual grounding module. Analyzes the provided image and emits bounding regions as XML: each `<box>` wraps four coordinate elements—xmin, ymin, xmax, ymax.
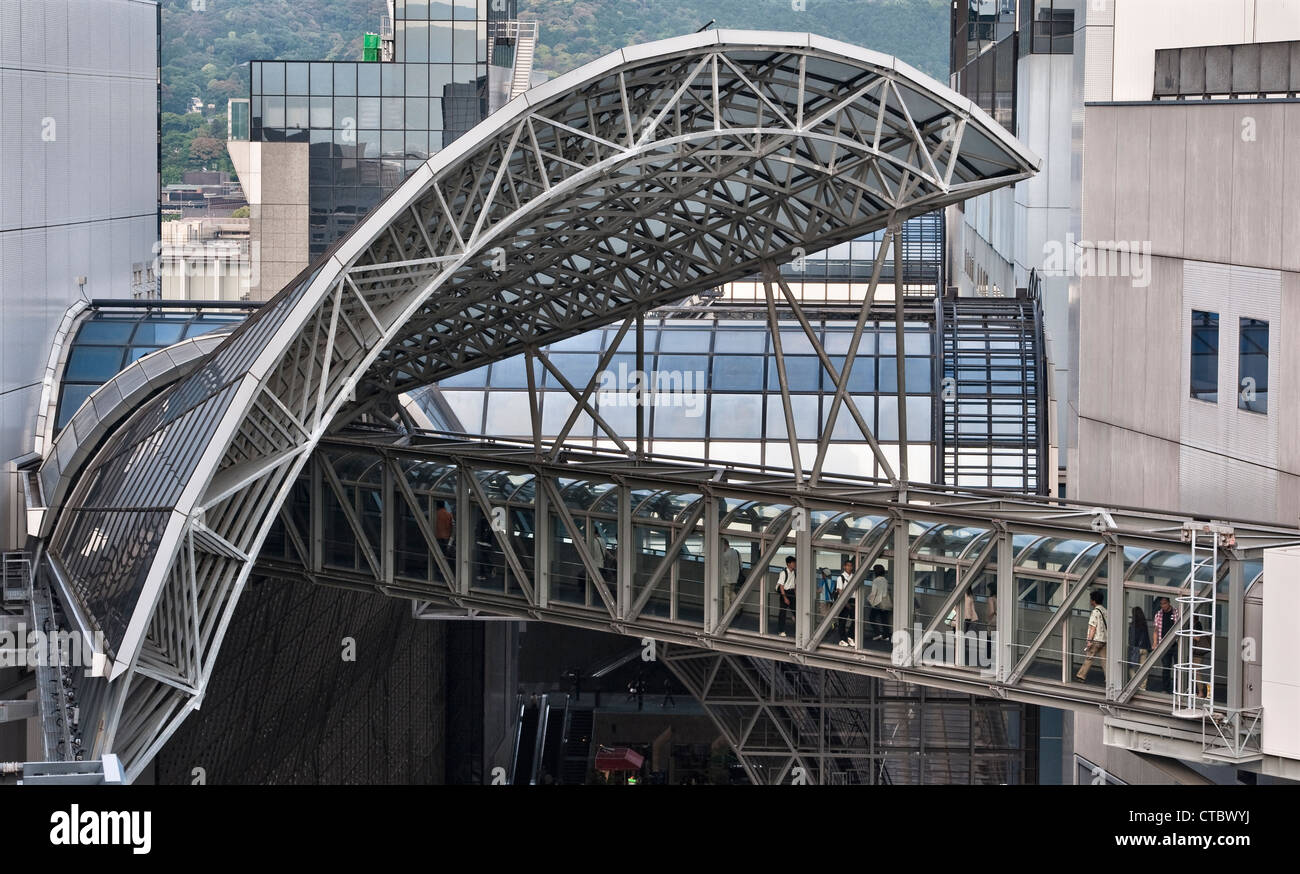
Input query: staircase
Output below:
<box><xmin>509</xmin><ymin>21</ymin><xmax>538</xmax><ymax>100</ymax></box>
<box><xmin>936</xmin><ymin>283</ymin><xmax>1047</xmax><ymax>494</ymax></box>
<box><xmin>561</xmin><ymin>706</ymin><xmax>594</xmax><ymax>784</ymax></box>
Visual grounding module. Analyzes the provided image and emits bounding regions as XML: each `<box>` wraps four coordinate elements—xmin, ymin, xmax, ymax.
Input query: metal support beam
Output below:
<box><xmin>1106</xmin><ymin>543</ymin><xmax>1123</xmax><ymax>700</ymax></box>
<box><xmin>891</xmin><ymin>220</ymin><xmax>908</xmax><ymax>483</ymax></box>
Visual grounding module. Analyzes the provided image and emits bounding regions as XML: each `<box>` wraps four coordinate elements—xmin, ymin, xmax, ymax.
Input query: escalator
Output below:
<box><xmin>511</xmin><ymin>700</ymin><xmax>541</xmax><ymax>785</ymax></box>
<box><xmin>512</xmin><ymin>693</ymin><xmax>587</xmax><ymax>784</ymax></box>
<box><xmin>561</xmin><ymin>707</ymin><xmax>594</xmax><ymax>784</ymax></box>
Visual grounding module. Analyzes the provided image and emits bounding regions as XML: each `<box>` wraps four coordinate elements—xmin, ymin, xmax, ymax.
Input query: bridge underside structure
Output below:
<box><xmin>252</xmin><ymin>432</ymin><xmax>1296</xmax><ymax>783</ymax></box>
<box><xmin>26</xmin><ymin>31</ymin><xmax>1297</xmax><ymax>783</ymax></box>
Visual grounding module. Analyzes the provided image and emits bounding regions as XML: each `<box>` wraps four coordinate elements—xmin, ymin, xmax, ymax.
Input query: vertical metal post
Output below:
<box><xmin>1106</xmin><ymin>542</ymin><xmax>1123</xmax><ymax>700</ymax></box>
<box><xmin>381</xmin><ymin>458</ymin><xmax>395</xmax><ymax>586</ymax></box>
<box><xmin>704</xmin><ymin>491</ymin><xmax>719</xmax><ymax>634</ymax></box>
<box><xmin>617</xmin><ymin>481</ymin><xmax>632</xmax><ymax>620</ymax></box>
<box><xmin>535</xmin><ymin>481</ymin><xmax>550</xmax><ymax>609</ymax></box>
<box><xmin>525</xmin><ymin>349</ymin><xmax>541</xmax><ymax>456</ymax></box>
<box><xmin>635</xmin><ymin>310</ymin><xmax>645</xmax><ymax>459</ymax></box>
<box><xmin>795</xmin><ymin>509</ymin><xmax>812</xmax><ymax>648</ymax></box>
<box><xmin>310</xmin><ymin>454</ymin><xmax>323</xmax><ymax>575</ymax></box>
<box><xmin>892</xmin><ymin>222</ymin><xmax>909</xmax><ymax>483</ymax></box>
<box><xmin>456</xmin><ymin>464</ymin><xmax>472</xmax><ymax>596</ymax></box>
<box><xmin>1227</xmin><ymin>555</ymin><xmax>1243</xmax><ymax>711</ymax></box>
<box><xmin>891</xmin><ymin>517</ymin><xmax>910</xmax><ymax>665</ymax></box>
<box><xmin>996</xmin><ymin>527</ymin><xmax>1014</xmax><ymax>682</ymax></box>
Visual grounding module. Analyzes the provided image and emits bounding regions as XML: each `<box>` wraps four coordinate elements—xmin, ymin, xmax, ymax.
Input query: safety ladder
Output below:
<box><xmin>1173</xmin><ymin>522</ymin><xmax>1232</xmax><ymax>717</ymax></box>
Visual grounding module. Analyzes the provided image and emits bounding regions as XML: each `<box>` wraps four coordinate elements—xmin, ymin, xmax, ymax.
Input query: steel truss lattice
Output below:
<box><xmin>40</xmin><ymin>31</ymin><xmax>1042</xmax><ymax>781</ymax></box>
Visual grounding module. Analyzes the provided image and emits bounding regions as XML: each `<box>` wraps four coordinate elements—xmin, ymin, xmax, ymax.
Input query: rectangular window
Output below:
<box><xmin>1190</xmin><ymin>310</ymin><xmax>1219</xmax><ymax>403</ymax></box>
<box><xmin>1238</xmin><ymin>318</ymin><xmax>1268</xmax><ymax>413</ymax></box>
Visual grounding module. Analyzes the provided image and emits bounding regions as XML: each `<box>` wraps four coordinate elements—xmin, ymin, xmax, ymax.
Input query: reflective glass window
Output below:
<box><xmin>1238</xmin><ymin>317</ymin><xmax>1268</xmax><ymax>413</ymax></box>
<box><xmin>711</xmin><ymin>356</ymin><xmax>765</xmax><ymax>391</ymax></box>
<box><xmin>652</xmin><ymin>399</ymin><xmax>706</xmax><ymax>439</ymax></box>
<box><xmin>767</xmin><ymin>356</ymin><xmax>821</xmax><ymax>392</ymax></box>
<box><xmin>310</xmin><ymin>63</ymin><xmax>333</xmax><ymax>95</ymax></box>
<box><xmin>131</xmin><ymin>320</ymin><xmax>185</xmax><ymax>346</ymax></box>
<box><xmin>262</xmin><ymin>62</ymin><xmax>285</xmax><ymax>94</ymax></box>
<box><xmin>65</xmin><ymin>346</ymin><xmax>126</xmax><ymax>381</ymax></box>
<box><xmin>1190</xmin><ymin>310</ymin><xmax>1218</xmax><ymax>402</ymax></box>
<box><xmin>286</xmin><ymin>62</ymin><xmax>309</xmax><ymax>95</ymax></box>
<box><xmin>333</xmin><ymin>64</ymin><xmax>356</xmax><ymax>96</ymax></box>
<box><xmin>75</xmin><ymin>320</ymin><xmax>135</xmax><ymax>343</ymax></box>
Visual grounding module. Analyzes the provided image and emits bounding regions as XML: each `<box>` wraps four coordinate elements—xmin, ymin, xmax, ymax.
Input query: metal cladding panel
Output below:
<box><xmin>0</xmin><ymin>70</ymin><xmax>21</xmax><ymax>232</ymax></box>
<box><xmin>67</xmin><ymin>0</ymin><xmax>91</xmax><ymax>75</ymax></box>
<box><xmin>88</xmin><ymin>77</ymin><xmax>111</xmax><ymax>221</ymax></box>
<box><xmin>0</xmin><ymin>1</ymin><xmax>19</xmax><ymax>68</ymax></box>
<box><xmin>20</xmin><ymin>71</ymin><xmax>48</xmax><ymax>231</ymax></box>
<box><xmin>43</xmin><ymin>0</ymin><xmax>70</xmax><ymax>72</ymax></box>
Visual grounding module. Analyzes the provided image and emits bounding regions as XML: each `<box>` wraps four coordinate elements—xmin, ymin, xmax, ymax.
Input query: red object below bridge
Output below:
<box><xmin>595</xmin><ymin>746</ymin><xmax>645</xmax><ymax>772</ymax></box>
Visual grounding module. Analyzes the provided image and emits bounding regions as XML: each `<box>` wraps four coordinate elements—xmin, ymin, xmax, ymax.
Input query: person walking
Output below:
<box><xmin>775</xmin><ymin>555</ymin><xmax>797</xmax><ymax>638</ymax></box>
<box><xmin>1152</xmin><ymin>596</ymin><xmax>1179</xmax><ymax>692</ymax></box>
<box><xmin>1075</xmin><ymin>590</ymin><xmax>1108</xmax><ymax>684</ymax></box>
<box><xmin>434</xmin><ymin>501</ymin><xmax>455</xmax><ymax>561</ymax></box>
<box><xmin>867</xmin><ymin>564</ymin><xmax>892</xmax><ymax>640</ymax></box>
<box><xmin>720</xmin><ymin>538</ymin><xmax>741</xmax><ymax>613</ymax></box>
<box><xmin>835</xmin><ymin>558</ymin><xmax>857</xmax><ymax>646</ymax></box>
<box><xmin>1129</xmin><ymin>606</ymin><xmax>1152</xmax><ymax>691</ymax></box>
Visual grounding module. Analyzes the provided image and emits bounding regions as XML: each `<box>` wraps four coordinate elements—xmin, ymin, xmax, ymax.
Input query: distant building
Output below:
<box><xmin>158</xmin><ymin>217</ymin><xmax>253</xmax><ymax>300</ymax></box>
<box><xmin>161</xmin><ymin>178</ymin><xmax>248</xmax><ymax>218</ymax></box>
<box><xmin>228</xmin><ymin>0</ymin><xmax>537</xmax><ymax>298</ymax></box>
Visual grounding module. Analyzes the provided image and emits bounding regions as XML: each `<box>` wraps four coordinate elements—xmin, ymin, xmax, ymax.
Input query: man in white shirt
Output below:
<box><xmin>1075</xmin><ymin>589</ymin><xmax>1108</xmax><ymax>683</ymax></box>
<box><xmin>835</xmin><ymin>558</ymin><xmax>856</xmax><ymax>646</ymax></box>
<box><xmin>774</xmin><ymin>555</ymin><xmax>796</xmax><ymax>637</ymax></box>
<box><xmin>720</xmin><ymin>538</ymin><xmax>741</xmax><ymax>612</ymax></box>
<box><xmin>866</xmin><ymin>564</ymin><xmax>892</xmax><ymax>641</ymax></box>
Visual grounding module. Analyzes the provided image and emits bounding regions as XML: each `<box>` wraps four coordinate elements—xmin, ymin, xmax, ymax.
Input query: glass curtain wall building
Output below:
<box><xmin>234</xmin><ymin>1</ymin><xmax>522</xmax><ymax>296</ymax></box>
<box><xmin>249</xmin><ymin>2</ymin><xmax>495</xmax><ymax>259</ymax></box>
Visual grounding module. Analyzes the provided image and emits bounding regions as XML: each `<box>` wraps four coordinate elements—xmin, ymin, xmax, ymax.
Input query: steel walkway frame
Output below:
<box><xmin>36</xmin><ymin>31</ymin><xmax>1040</xmax><ymax>780</ymax></box>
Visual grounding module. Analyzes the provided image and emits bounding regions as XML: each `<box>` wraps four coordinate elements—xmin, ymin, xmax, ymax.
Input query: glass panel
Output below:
<box><xmin>262</xmin><ymin>62</ymin><xmax>285</xmax><ymax>95</ymax></box>
<box><xmin>285</xmin><ymin>62</ymin><xmax>309</xmax><ymax>95</ymax></box>
<box><xmin>358</xmin><ymin>63</ymin><xmax>381</xmax><ymax>96</ymax></box>
<box><xmin>430</xmin><ymin>21</ymin><xmax>454</xmax><ymax>61</ymax></box>
<box><xmin>711</xmin><ymin>356</ymin><xmax>764</xmax><ymax>391</ymax></box>
<box><xmin>64</xmin><ymin>346</ymin><xmax>126</xmax><ymax>381</ymax></box>
<box><xmin>310</xmin><ymin>96</ymin><xmax>332</xmax><ymax>128</ymax></box>
<box><xmin>714</xmin><ymin>330</ymin><xmax>766</xmax><ymax>353</ymax></box>
<box><xmin>1190</xmin><ymin>310</ymin><xmax>1218</xmax><ymax>402</ymax></box>
<box><xmin>658</xmin><ymin>330</ymin><xmax>711</xmax><ymax>353</ymax></box>
<box><xmin>333</xmin><ymin>64</ymin><xmax>356</xmax><ymax>96</ymax></box>
<box><xmin>55</xmin><ymin>384</ymin><xmax>96</xmax><ymax>430</ymax></box>
<box><xmin>453</xmin><ymin>20</ymin><xmax>477</xmax><ymax>62</ymax></box>
<box><xmin>767</xmin><ymin>356</ymin><xmax>820</xmax><ymax>391</ymax></box>
<box><xmin>406</xmin><ymin>20</ymin><xmax>430</xmax><ymax>62</ymax></box>
<box><xmin>75</xmin><ymin>319</ymin><xmax>136</xmax><ymax>344</ymax></box>
<box><xmin>310</xmin><ymin>62</ymin><xmax>333</xmax><ymax>95</ymax></box>
<box><xmin>285</xmin><ymin>97</ymin><xmax>309</xmax><ymax>129</ymax></box>
<box><xmin>1238</xmin><ymin>317</ymin><xmax>1268</xmax><ymax>413</ymax></box>
<box><xmin>710</xmin><ymin>394</ymin><xmax>762</xmax><ymax>439</ymax></box>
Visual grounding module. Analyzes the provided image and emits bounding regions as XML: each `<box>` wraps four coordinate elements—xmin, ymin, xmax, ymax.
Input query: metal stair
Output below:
<box><xmin>936</xmin><ymin>281</ymin><xmax>1047</xmax><ymax>493</ymax></box>
<box><xmin>510</xmin><ymin>21</ymin><xmax>538</xmax><ymax>99</ymax></box>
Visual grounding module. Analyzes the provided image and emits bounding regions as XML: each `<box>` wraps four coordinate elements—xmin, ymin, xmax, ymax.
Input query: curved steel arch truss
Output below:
<box><xmin>43</xmin><ymin>31</ymin><xmax>1038</xmax><ymax>779</ymax></box>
